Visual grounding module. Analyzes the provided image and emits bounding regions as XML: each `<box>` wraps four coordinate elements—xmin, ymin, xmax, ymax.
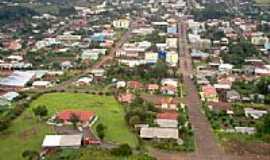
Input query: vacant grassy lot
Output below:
<box><xmin>0</xmin><ymin>93</ymin><xmax>138</xmax><ymax>160</ymax></box>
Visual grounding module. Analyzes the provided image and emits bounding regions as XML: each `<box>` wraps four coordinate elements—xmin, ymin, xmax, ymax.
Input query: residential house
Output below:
<box><xmin>90</xmin><ymin>69</ymin><xmax>105</xmax><ymax>78</ymax></box>
<box><xmin>219</xmin><ymin>64</ymin><xmax>233</xmax><ymax>72</ymax></box>
<box><xmin>0</xmin><ymin>98</ymin><xmax>10</xmax><ymax>106</ymax></box>
<box><xmin>145</xmin><ymin>52</ymin><xmax>158</xmax><ymax>64</ymax></box>
<box><xmin>57</xmin><ymin>35</ymin><xmax>82</xmax><ymax>42</ymax></box>
<box><xmin>42</xmin><ymin>135</ymin><xmax>82</xmax><ymax>148</ymax></box>
<box><xmin>208</xmin><ymin>101</ymin><xmax>233</xmax><ymax>114</ymax></box>
<box><xmin>166</xmin><ymin>51</ymin><xmax>178</xmax><ymax>67</ymax></box>
<box><xmin>244</xmin><ymin>108</ymin><xmax>267</xmax><ymax>119</ymax></box>
<box><xmin>161</xmin><ymin>78</ymin><xmax>178</xmax><ymax>87</ymax></box>
<box><xmin>235</xmin><ymin>127</ymin><xmax>256</xmax><ymax>135</ymax></box>
<box><xmin>127</xmin><ymin>81</ymin><xmax>143</xmax><ymax>90</ymax></box>
<box><xmin>156</xmin><ymin>97</ymin><xmax>178</xmax><ymax>110</ymax></box>
<box><xmin>0</xmin><ymin>91</ymin><xmax>19</xmax><ymax>101</ymax></box>
<box><xmin>155</xmin><ymin>111</ymin><xmax>179</xmax><ymax>128</ymax></box>
<box><xmin>214</xmin><ymin>84</ymin><xmax>231</xmax><ymax>91</ymax></box>
<box><xmin>0</xmin><ymin>71</ymin><xmax>35</xmax><ymax>91</ymax></box>
<box><xmin>160</xmin><ymin>85</ymin><xmax>177</xmax><ymax>95</ymax></box>
<box><xmin>226</xmin><ymin>90</ymin><xmax>241</xmax><ymax>102</ymax></box>
<box><xmin>32</xmin><ymin>81</ymin><xmax>52</xmax><ymax>88</ymax></box>
<box><xmin>191</xmin><ymin>50</ymin><xmax>209</xmax><ymax>60</ymax></box>
<box><xmin>201</xmin><ymin>85</ymin><xmax>218</xmax><ymax>102</ymax></box>
<box><xmin>166</xmin><ymin>38</ymin><xmax>178</xmax><ymax>49</ymax></box>
<box><xmin>113</xmin><ymin>19</ymin><xmax>130</xmax><ymax>29</ymax></box>
<box><xmin>118</xmin><ymin>59</ymin><xmax>145</xmax><ymax>67</ymax></box>
<box><xmin>116</xmin><ymin>81</ymin><xmax>126</xmax><ymax>88</ymax></box>
<box><xmin>140</xmin><ymin>127</ymin><xmax>179</xmax><ymax>139</ymax></box>
<box><xmin>81</xmin><ymin>49</ymin><xmax>107</xmax><ymax>61</ymax></box>
<box><xmin>56</xmin><ymin>110</ymin><xmax>96</xmax><ymax>127</ymax></box>
<box><xmin>76</xmin><ymin>77</ymin><xmax>93</xmax><ymax>86</ymax></box>
<box><xmin>146</xmin><ymin>84</ymin><xmax>159</xmax><ymax>93</ymax></box>
<box><xmin>251</xmin><ymin>34</ymin><xmax>268</xmax><ymax>46</ymax></box>
<box><xmin>118</xmin><ymin>93</ymin><xmax>134</xmax><ymax>104</ymax></box>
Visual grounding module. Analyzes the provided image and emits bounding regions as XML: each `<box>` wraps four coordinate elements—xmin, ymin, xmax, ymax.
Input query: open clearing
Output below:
<box><xmin>0</xmin><ymin>92</ymin><xmax>138</xmax><ymax>160</ymax></box>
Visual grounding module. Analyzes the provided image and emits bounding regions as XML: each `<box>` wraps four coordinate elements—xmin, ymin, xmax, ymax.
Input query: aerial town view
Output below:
<box><xmin>0</xmin><ymin>0</ymin><xmax>270</xmax><ymax>160</ymax></box>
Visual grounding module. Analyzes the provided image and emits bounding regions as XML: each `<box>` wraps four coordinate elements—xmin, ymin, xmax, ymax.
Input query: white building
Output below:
<box><xmin>166</xmin><ymin>38</ymin><xmax>178</xmax><ymax>49</ymax></box>
<box><xmin>244</xmin><ymin>108</ymin><xmax>267</xmax><ymax>119</ymax></box>
<box><xmin>42</xmin><ymin>135</ymin><xmax>82</xmax><ymax>148</ymax></box>
<box><xmin>166</xmin><ymin>51</ymin><xmax>178</xmax><ymax>67</ymax></box>
<box><xmin>140</xmin><ymin>127</ymin><xmax>179</xmax><ymax>139</ymax></box>
<box><xmin>113</xmin><ymin>19</ymin><xmax>130</xmax><ymax>29</ymax></box>
<box><xmin>145</xmin><ymin>52</ymin><xmax>158</xmax><ymax>64</ymax></box>
<box><xmin>32</xmin><ymin>81</ymin><xmax>51</xmax><ymax>88</ymax></box>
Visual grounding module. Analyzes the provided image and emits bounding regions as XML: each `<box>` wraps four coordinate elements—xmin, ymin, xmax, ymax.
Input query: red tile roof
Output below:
<box><xmin>202</xmin><ymin>85</ymin><xmax>217</xmax><ymax>97</ymax></box>
<box><xmin>161</xmin><ymin>85</ymin><xmax>177</xmax><ymax>92</ymax></box>
<box><xmin>127</xmin><ymin>81</ymin><xmax>143</xmax><ymax>89</ymax></box>
<box><xmin>57</xmin><ymin>110</ymin><xmax>95</xmax><ymax>123</ymax></box>
<box><xmin>208</xmin><ymin>101</ymin><xmax>232</xmax><ymax>111</ymax></box>
<box><xmin>147</xmin><ymin>84</ymin><xmax>159</xmax><ymax>90</ymax></box>
<box><xmin>118</xmin><ymin>93</ymin><xmax>134</xmax><ymax>103</ymax></box>
<box><xmin>157</xmin><ymin>112</ymin><xmax>179</xmax><ymax>120</ymax></box>
<box><xmin>159</xmin><ymin>97</ymin><xmax>178</xmax><ymax>104</ymax></box>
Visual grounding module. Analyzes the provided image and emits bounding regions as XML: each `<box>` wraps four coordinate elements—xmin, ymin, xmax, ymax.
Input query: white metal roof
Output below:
<box><xmin>0</xmin><ymin>71</ymin><xmax>35</xmax><ymax>87</ymax></box>
<box><xmin>42</xmin><ymin>135</ymin><xmax>82</xmax><ymax>147</ymax></box>
<box><xmin>1</xmin><ymin>92</ymin><xmax>19</xmax><ymax>101</ymax></box>
<box><xmin>140</xmin><ymin>127</ymin><xmax>179</xmax><ymax>139</ymax></box>
<box><xmin>155</xmin><ymin>119</ymin><xmax>178</xmax><ymax>128</ymax></box>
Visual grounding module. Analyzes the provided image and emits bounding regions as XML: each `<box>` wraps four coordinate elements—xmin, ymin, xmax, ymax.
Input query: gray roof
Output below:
<box><xmin>0</xmin><ymin>92</ymin><xmax>19</xmax><ymax>101</ymax></box>
<box><xmin>140</xmin><ymin>127</ymin><xmax>179</xmax><ymax>139</ymax></box>
<box><xmin>0</xmin><ymin>71</ymin><xmax>35</xmax><ymax>87</ymax></box>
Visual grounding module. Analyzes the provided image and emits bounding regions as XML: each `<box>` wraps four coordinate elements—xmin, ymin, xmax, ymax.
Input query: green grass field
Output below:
<box><xmin>0</xmin><ymin>93</ymin><xmax>138</xmax><ymax>160</ymax></box>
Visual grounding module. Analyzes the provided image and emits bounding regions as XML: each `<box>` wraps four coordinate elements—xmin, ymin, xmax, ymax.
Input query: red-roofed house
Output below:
<box><xmin>7</xmin><ymin>40</ymin><xmax>22</xmax><ymax>51</ymax></box>
<box><xmin>146</xmin><ymin>84</ymin><xmax>159</xmax><ymax>93</ymax></box>
<box><xmin>157</xmin><ymin>112</ymin><xmax>179</xmax><ymax>120</ymax></box>
<box><xmin>56</xmin><ymin>110</ymin><xmax>95</xmax><ymax>126</ymax></box>
<box><xmin>118</xmin><ymin>93</ymin><xmax>134</xmax><ymax>104</ymax></box>
<box><xmin>127</xmin><ymin>81</ymin><xmax>143</xmax><ymax>89</ymax></box>
<box><xmin>155</xmin><ymin>111</ymin><xmax>179</xmax><ymax>128</ymax></box>
<box><xmin>201</xmin><ymin>85</ymin><xmax>218</xmax><ymax>102</ymax></box>
<box><xmin>157</xmin><ymin>97</ymin><xmax>178</xmax><ymax>110</ymax></box>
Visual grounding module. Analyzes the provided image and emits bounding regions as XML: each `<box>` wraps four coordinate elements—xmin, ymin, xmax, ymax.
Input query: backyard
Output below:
<box><xmin>0</xmin><ymin>92</ymin><xmax>138</xmax><ymax>160</ymax></box>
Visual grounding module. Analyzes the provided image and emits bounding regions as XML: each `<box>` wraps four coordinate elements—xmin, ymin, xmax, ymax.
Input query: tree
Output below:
<box><xmin>111</xmin><ymin>144</ymin><xmax>132</xmax><ymax>156</ymax></box>
<box><xmin>128</xmin><ymin>115</ymin><xmax>141</xmax><ymax>126</ymax></box>
<box><xmin>32</xmin><ymin>105</ymin><xmax>48</xmax><ymax>120</ymax></box>
<box><xmin>22</xmin><ymin>150</ymin><xmax>40</xmax><ymax>160</ymax></box>
<box><xmin>153</xmin><ymin>60</ymin><xmax>168</xmax><ymax>80</ymax></box>
<box><xmin>70</xmin><ymin>113</ymin><xmax>80</xmax><ymax>128</ymax></box>
<box><xmin>256</xmin><ymin>77</ymin><xmax>270</xmax><ymax>95</ymax></box>
<box><xmin>222</xmin><ymin>38</ymin><xmax>258</xmax><ymax>67</ymax></box>
<box><xmin>0</xmin><ymin>119</ymin><xmax>9</xmax><ymax>131</ymax></box>
<box><xmin>96</xmin><ymin>123</ymin><xmax>106</xmax><ymax>140</ymax></box>
<box><xmin>256</xmin><ymin>113</ymin><xmax>270</xmax><ymax>136</ymax></box>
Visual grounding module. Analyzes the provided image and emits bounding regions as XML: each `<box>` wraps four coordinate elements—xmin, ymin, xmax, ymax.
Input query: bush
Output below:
<box><xmin>96</xmin><ymin>123</ymin><xmax>106</xmax><ymax>140</ymax></box>
<box><xmin>0</xmin><ymin>119</ymin><xmax>10</xmax><ymax>131</ymax></box>
<box><xmin>111</xmin><ymin>144</ymin><xmax>132</xmax><ymax>156</ymax></box>
<box><xmin>32</xmin><ymin>105</ymin><xmax>48</xmax><ymax>119</ymax></box>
